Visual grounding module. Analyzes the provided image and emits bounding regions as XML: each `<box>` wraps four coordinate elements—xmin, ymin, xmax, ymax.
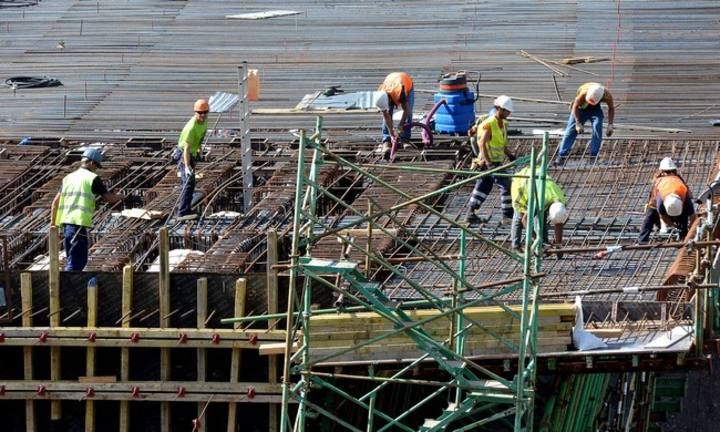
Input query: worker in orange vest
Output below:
<box><xmin>372</xmin><ymin>72</ymin><xmax>415</xmax><ymax>159</ymax></box>
<box><xmin>638</xmin><ymin>157</ymin><xmax>695</xmax><ymax>243</ymax></box>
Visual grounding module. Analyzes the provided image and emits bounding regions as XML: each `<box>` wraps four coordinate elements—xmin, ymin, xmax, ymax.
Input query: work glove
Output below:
<box><xmin>606</xmin><ymin>123</ymin><xmax>614</xmax><ymax>137</ymax></box>
<box><xmin>470</xmin><ymin>158</ymin><xmax>487</xmax><ymax>171</ymax></box>
<box><xmin>659</xmin><ymin>220</ymin><xmax>669</xmax><ymax>235</ymax></box>
<box><xmin>184</xmin><ymin>166</ymin><xmax>194</xmax><ymax>177</ymax></box>
<box><xmin>575</xmin><ymin>124</ymin><xmax>584</xmax><ymax>135</ymax></box>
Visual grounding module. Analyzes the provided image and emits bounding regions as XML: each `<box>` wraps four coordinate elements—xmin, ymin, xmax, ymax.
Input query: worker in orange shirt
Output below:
<box><xmin>373</xmin><ymin>72</ymin><xmax>414</xmax><ymax>158</ymax></box>
<box><xmin>638</xmin><ymin>157</ymin><xmax>696</xmax><ymax>243</ymax></box>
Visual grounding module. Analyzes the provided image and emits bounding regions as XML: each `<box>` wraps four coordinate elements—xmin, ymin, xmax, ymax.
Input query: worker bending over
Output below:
<box><xmin>556</xmin><ymin>82</ymin><xmax>615</xmax><ymax>165</ymax></box>
<box><xmin>176</xmin><ymin>98</ymin><xmax>208</xmax><ymax>220</ymax></box>
<box><xmin>467</xmin><ymin>95</ymin><xmax>516</xmax><ymax>224</ymax></box>
<box><xmin>373</xmin><ymin>72</ymin><xmax>414</xmax><ymax>158</ymax></box>
<box><xmin>510</xmin><ymin>166</ymin><xmax>568</xmax><ymax>251</ymax></box>
<box><xmin>50</xmin><ymin>148</ymin><xmax>124</xmax><ymax>271</ymax></box>
<box><xmin>638</xmin><ymin>157</ymin><xmax>695</xmax><ymax>243</ymax></box>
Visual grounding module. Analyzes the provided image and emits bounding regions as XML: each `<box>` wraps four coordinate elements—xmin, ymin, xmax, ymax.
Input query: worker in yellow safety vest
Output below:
<box><xmin>50</xmin><ymin>148</ymin><xmax>124</xmax><ymax>270</ymax></box>
<box><xmin>510</xmin><ymin>166</ymin><xmax>569</xmax><ymax>251</ymax></box>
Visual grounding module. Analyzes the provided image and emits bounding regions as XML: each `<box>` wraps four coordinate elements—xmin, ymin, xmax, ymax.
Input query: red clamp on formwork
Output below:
<box><xmin>86</xmin><ymin>387</ymin><xmax>95</xmax><ymax>398</ymax></box>
<box><xmin>0</xmin><ymin>384</ymin><xmax>5</xmax><ymax>396</ymax></box>
<box><xmin>176</xmin><ymin>386</ymin><xmax>186</xmax><ymax>398</ymax></box>
<box><xmin>39</xmin><ymin>331</ymin><xmax>49</xmax><ymax>343</ymax></box>
<box><xmin>593</xmin><ymin>245</ymin><xmax>623</xmax><ymax>260</ymax></box>
<box><xmin>248</xmin><ymin>333</ymin><xmax>258</xmax><ymax>345</ymax></box>
<box><xmin>0</xmin><ymin>332</ymin><xmax>5</xmax><ymax>343</ymax></box>
<box><xmin>36</xmin><ymin>385</ymin><xmax>46</xmax><ymax>396</ymax></box>
<box><xmin>131</xmin><ymin>386</ymin><xmax>141</xmax><ymax>398</ymax></box>
<box><xmin>211</xmin><ymin>333</ymin><xmax>221</xmax><ymax>344</ymax></box>
<box><xmin>247</xmin><ymin>386</ymin><xmax>256</xmax><ymax>399</ymax></box>
<box><xmin>177</xmin><ymin>333</ymin><xmax>188</xmax><ymax>345</ymax></box>
<box><xmin>192</xmin><ymin>418</ymin><xmax>201</xmax><ymax>430</ymax></box>
<box><xmin>130</xmin><ymin>332</ymin><xmax>140</xmax><ymax>343</ymax></box>
<box><xmin>87</xmin><ymin>331</ymin><xmax>96</xmax><ymax>342</ymax></box>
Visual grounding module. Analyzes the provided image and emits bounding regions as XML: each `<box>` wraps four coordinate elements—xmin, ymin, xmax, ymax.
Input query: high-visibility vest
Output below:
<box><xmin>57</xmin><ymin>168</ymin><xmax>98</xmax><ymax>227</ymax></box>
<box><xmin>512</xmin><ymin>167</ymin><xmax>567</xmax><ymax>213</ymax></box>
<box><xmin>576</xmin><ymin>82</ymin><xmax>604</xmax><ymax>109</ymax></box>
<box><xmin>178</xmin><ymin>117</ymin><xmax>207</xmax><ymax>157</ymax></box>
<box><xmin>478</xmin><ymin>115</ymin><xmax>507</xmax><ymax>163</ymax></box>
<box><xmin>651</xmin><ymin>175</ymin><xmax>688</xmax><ymax>208</ymax></box>
<box><xmin>379</xmin><ymin>72</ymin><xmax>414</xmax><ymax>107</ymax></box>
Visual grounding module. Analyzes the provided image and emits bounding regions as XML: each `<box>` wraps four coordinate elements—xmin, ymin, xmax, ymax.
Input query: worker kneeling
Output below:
<box><xmin>637</xmin><ymin>157</ymin><xmax>695</xmax><ymax>243</ymax></box>
<box><xmin>510</xmin><ymin>166</ymin><xmax>568</xmax><ymax>251</ymax></box>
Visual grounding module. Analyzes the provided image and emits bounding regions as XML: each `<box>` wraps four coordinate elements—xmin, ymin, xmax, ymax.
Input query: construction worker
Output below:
<box><xmin>176</xmin><ymin>98</ymin><xmax>209</xmax><ymax>219</ymax></box>
<box><xmin>510</xmin><ymin>166</ymin><xmax>568</xmax><ymax>250</ymax></box>
<box><xmin>373</xmin><ymin>72</ymin><xmax>414</xmax><ymax>158</ymax></box>
<box><xmin>638</xmin><ymin>157</ymin><xmax>696</xmax><ymax>243</ymax></box>
<box><xmin>50</xmin><ymin>148</ymin><xmax>124</xmax><ymax>271</ymax></box>
<box><xmin>555</xmin><ymin>82</ymin><xmax>615</xmax><ymax>164</ymax></box>
<box><xmin>466</xmin><ymin>95</ymin><xmax>516</xmax><ymax>224</ymax></box>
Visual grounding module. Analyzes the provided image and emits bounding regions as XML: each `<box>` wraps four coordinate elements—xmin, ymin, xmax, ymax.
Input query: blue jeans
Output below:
<box><xmin>177</xmin><ymin>159</ymin><xmax>196</xmax><ymax>216</ymax></box>
<box><xmin>63</xmin><ymin>224</ymin><xmax>89</xmax><ymax>271</ymax></box>
<box><xmin>382</xmin><ymin>88</ymin><xmax>415</xmax><ymax>142</ymax></box>
<box><xmin>557</xmin><ymin>104</ymin><xmax>604</xmax><ymax>157</ymax></box>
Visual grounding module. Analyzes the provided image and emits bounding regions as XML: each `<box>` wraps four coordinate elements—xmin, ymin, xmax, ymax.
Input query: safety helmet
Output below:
<box><xmin>193</xmin><ymin>98</ymin><xmax>209</xmax><ymax>112</ymax></box>
<box><xmin>493</xmin><ymin>95</ymin><xmax>513</xmax><ymax>113</ymax></box>
<box><xmin>585</xmin><ymin>84</ymin><xmax>605</xmax><ymax>105</ymax></box>
<box><xmin>372</xmin><ymin>91</ymin><xmax>390</xmax><ymax>111</ymax></box>
<box><xmin>659</xmin><ymin>157</ymin><xmax>677</xmax><ymax>172</ymax></box>
<box><xmin>548</xmin><ymin>202</ymin><xmax>569</xmax><ymax>224</ymax></box>
<box><xmin>664</xmin><ymin>194</ymin><xmax>683</xmax><ymax>217</ymax></box>
<box><xmin>81</xmin><ymin>147</ymin><xmax>103</xmax><ymax>168</ymax></box>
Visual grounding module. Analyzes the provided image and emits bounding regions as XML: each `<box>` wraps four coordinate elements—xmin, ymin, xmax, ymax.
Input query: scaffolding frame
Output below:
<box><xmin>264</xmin><ymin>119</ymin><xmax>552</xmax><ymax>431</ymax></box>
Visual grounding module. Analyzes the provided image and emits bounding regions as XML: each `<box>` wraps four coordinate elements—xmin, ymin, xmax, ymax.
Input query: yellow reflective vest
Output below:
<box><xmin>56</xmin><ymin>168</ymin><xmax>97</xmax><ymax>227</ymax></box>
<box><xmin>477</xmin><ymin>115</ymin><xmax>507</xmax><ymax>163</ymax></box>
<box><xmin>511</xmin><ymin>167</ymin><xmax>566</xmax><ymax>214</ymax></box>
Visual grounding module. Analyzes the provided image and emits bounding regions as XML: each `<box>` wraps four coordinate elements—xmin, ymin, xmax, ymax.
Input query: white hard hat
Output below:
<box><xmin>493</xmin><ymin>95</ymin><xmax>513</xmax><ymax>113</ymax></box>
<box><xmin>372</xmin><ymin>91</ymin><xmax>389</xmax><ymax>111</ymax></box>
<box><xmin>585</xmin><ymin>84</ymin><xmax>605</xmax><ymax>105</ymax></box>
<box><xmin>659</xmin><ymin>157</ymin><xmax>677</xmax><ymax>172</ymax></box>
<box><xmin>664</xmin><ymin>193</ymin><xmax>683</xmax><ymax>217</ymax></box>
<box><xmin>548</xmin><ymin>202</ymin><xmax>569</xmax><ymax>224</ymax></box>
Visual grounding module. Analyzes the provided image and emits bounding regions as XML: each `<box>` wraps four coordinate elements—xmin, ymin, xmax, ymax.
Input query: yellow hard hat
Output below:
<box><xmin>193</xmin><ymin>98</ymin><xmax>209</xmax><ymax>112</ymax></box>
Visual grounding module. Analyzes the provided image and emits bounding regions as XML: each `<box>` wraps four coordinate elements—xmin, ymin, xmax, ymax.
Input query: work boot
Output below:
<box><xmin>177</xmin><ymin>213</ymin><xmax>197</xmax><ymax>221</ymax></box>
<box><xmin>553</xmin><ymin>155</ymin><xmax>566</xmax><ymax>166</ymax></box>
<box><xmin>466</xmin><ymin>213</ymin><xmax>485</xmax><ymax>224</ymax></box>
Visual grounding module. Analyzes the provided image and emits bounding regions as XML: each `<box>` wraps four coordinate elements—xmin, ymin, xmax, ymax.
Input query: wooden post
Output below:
<box><xmin>119</xmin><ymin>265</ymin><xmax>133</xmax><ymax>432</ymax></box>
<box><xmin>158</xmin><ymin>227</ymin><xmax>171</xmax><ymax>432</ymax></box>
<box><xmin>48</xmin><ymin>226</ymin><xmax>62</xmax><ymax>421</ymax></box>
<box><xmin>266</xmin><ymin>231</ymin><xmax>279</xmax><ymax>432</ymax></box>
<box><xmin>196</xmin><ymin>278</ymin><xmax>208</xmax><ymax>432</ymax></box>
<box><xmin>85</xmin><ymin>278</ymin><xmax>98</xmax><ymax>432</ymax></box>
<box><xmin>21</xmin><ymin>273</ymin><xmax>35</xmax><ymax>432</ymax></box>
<box><xmin>227</xmin><ymin>278</ymin><xmax>247</xmax><ymax>432</ymax></box>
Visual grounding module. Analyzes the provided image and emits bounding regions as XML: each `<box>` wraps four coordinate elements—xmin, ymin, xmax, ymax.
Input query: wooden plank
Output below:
<box><xmin>20</xmin><ymin>273</ymin><xmax>35</xmax><ymax>432</ymax></box>
<box><xmin>259</xmin><ymin>342</ymin><xmax>299</xmax><ymax>356</ymax></box>
<box><xmin>119</xmin><ymin>265</ymin><xmax>133</xmax><ymax>432</ymax></box>
<box><xmin>0</xmin><ymin>327</ymin><xmax>285</xmax><ymax>340</ymax></box>
<box><xmin>196</xmin><ymin>278</ymin><xmax>208</xmax><ymax>432</ymax></box>
<box><xmin>79</xmin><ymin>376</ymin><xmax>117</xmax><ymax>383</ymax></box>
<box><xmin>48</xmin><ymin>226</ymin><xmax>62</xmax><ymax>421</ymax></box>
<box><xmin>158</xmin><ymin>227</ymin><xmax>171</xmax><ymax>432</ymax></box>
<box><xmin>2</xmin><ymin>392</ymin><xmax>286</xmax><ymax>403</ymax></box>
<box><xmin>3</xmin><ymin>381</ymin><xmax>282</xmax><ymax>393</ymax></box>
<box><xmin>561</xmin><ymin>56</ymin><xmax>610</xmax><ymax>64</ymax></box>
<box><xmin>227</xmin><ymin>278</ymin><xmax>247</xmax><ymax>432</ymax></box>
<box><xmin>266</xmin><ymin>230</ymin><xmax>279</xmax><ymax>432</ymax></box>
<box><xmin>85</xmin><ymin>278</ymin><xmax>98</xmax><ymax>432</ymax></box>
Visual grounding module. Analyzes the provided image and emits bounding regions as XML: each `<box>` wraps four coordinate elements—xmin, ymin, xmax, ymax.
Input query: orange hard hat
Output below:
<box><xmin>193</xmin><ymin>98</ymin><xmax>209</xmax><ymax>112</ymax></box>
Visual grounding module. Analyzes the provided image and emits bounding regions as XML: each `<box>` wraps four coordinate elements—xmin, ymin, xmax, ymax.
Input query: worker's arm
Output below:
<box><xmin>478</xmin><ymin>128</ymin><xmax>492</xmax><ymax>164</ymax></box>
<box><xmin>102</xmin><ymin>192</ymin><xmax>124</xmax><ymax>205</ymax></box>
<box><xmin>381</xmin><ymin>110</ymin><xmax>395</xmax><ymax>140</ymax></box>
<box><xmin>571</xmin><ymin>93</ymin><xmax>585</xmax><ymax>122</ymax></box>
<box><xmin>398</xmin><ymin>99</ymin><xmax>410</xmax><ymax>135</ymax></box>
<box><xmin>554</xmin><ymin>223</ymin><xmax>564</xmax><ymax>245</ymax></box>
<box><xmin>182</xmin><ymin>142</ymin><xmax>192</xmax><ymax>171</ymax></box>
<box><xmin>604</xmin><ymin>91</ymin><xmax>615</xmax><ymax>124</ymax></box>
<box><xmin>50</xmin><ymin>192</ymin><xmax>60</xmax><ymax>226</ymax></box>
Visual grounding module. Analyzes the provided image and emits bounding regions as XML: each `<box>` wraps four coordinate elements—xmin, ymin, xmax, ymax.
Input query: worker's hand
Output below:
<box><xmin>469</xmin><ymin>125</ymin><xmax>477</xmax><ymax>136</ymax></box>
<box><xmin>575</xmin><ymin>124</ymin><xmax>584</xmax><ymax>135</ymax></box>
<box><xmin>471</xmin><ymin>158</ymin><xmax>487</xmax><ymax>170</ymax></box>
<box><xmin>506</xmin><ymin>153</ymin><xmax>516</xmax><ymax>162</ymax></box>
<box><xmin>606</xmin><ymin>123</ymin><xmax>614</xmax><ymax>137</ymax></box>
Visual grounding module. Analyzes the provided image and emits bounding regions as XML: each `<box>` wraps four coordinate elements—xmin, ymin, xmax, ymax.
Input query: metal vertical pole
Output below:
<box><xmin>454</xmin><ymin>229</ymin><xmax>467</xmax><ymax>405</ymax></box>
<box><xmin>280</xmin><ymin>130</ymin><xmax>307</xmax><ymax>432</ymax></box>
<box><xmin>238</xmin><ymin>62</ymin><xmax>253</xmax><ymax>213</ymax></box>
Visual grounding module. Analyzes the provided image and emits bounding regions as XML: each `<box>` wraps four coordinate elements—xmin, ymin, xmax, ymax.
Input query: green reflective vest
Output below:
<box><xmin>511</xmin><ymin>167</ymin><xmax>566</xmax><ymax>214</ymax></box>
<box><xmin>57</xmin><ymin>168</ymin><xmax>97</xmax><ymax>227</ymax></box>
<box><xmin>477</xmin><ymin>115</ymin><xmax>507</xmax><ymax>163</ymax></box>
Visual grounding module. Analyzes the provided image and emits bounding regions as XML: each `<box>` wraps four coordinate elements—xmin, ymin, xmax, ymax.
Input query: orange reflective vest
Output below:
<box><xmin>650</xmin><ymin>175</ymin><xmax>688</xmax><ymax>208</ymax></box>
<box><xmin>379</xmin><ymin>72</ymin><xmax>413</xmax><ymax>107</ymax></box>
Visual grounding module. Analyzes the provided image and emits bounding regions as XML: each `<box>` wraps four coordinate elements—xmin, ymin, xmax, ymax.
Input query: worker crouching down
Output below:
<box><xmin>176</xmin><ymin>98</ymin><xmax>209</xmax><ymax>219</ymax></box>
<box><xmin>467</xmin><ymin>95</ymin><xmax>515</xmax><ymax>224</ymax></box>
<box><xmin>638</xmin><ymin>158</ymin><xmax>695</xmax><ymax>243</ymax></box>
<box><xmin>50</xmin><ymin>148</ymin><xmax>124</xmax><ymax>271</ymax></box>
<box><xmin>373</xmin><ymin>72</ymin><xmax>414</xmax><ymax>159</ymax></box>
<box><xmin>510</xmin><ymin>167</ymin><xmax>568</xmax><ymax>251</ymax></box>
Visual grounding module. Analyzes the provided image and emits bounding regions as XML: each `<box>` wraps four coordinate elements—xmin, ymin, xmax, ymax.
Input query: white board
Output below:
<box><xmin>226</xmin><ymin>10</ymin><xmax>302</xmax><ymax>20</ymax></box>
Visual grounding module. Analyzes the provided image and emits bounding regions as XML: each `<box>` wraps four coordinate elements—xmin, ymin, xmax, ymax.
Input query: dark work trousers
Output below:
<box><xmin>511</xmin><ymin>210</ymin><xmax>550</xmax><ymax>249</ymax></box>
<box><xmin>468</xmin><ymin>166</ymin><xmax>513</xmax><ymax>218</ymax></box>
<box><xmin>177</xmin><ymin>158</ymin><xmax>197</xmax><ymax>217</ymax></box>
<box><xmin>637</xmin><ymin>202</ymin><xmax>692</xmax><ymax>243</ymax></box>
<box><xmin>63</xmin><ymin>224</ymin><xmax>89</xmax><ymax>271</ymax></box>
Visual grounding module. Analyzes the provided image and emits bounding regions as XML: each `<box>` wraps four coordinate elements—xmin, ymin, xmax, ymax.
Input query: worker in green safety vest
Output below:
<box><xmin>510</xmin><ymin>166</ymin><xmax>568</xmax><ymax>251</ymax></box>
<box><xmin>50</xmin><ymin>147</ymin><xmax>124</xmax><ymax>270</ymax></box>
